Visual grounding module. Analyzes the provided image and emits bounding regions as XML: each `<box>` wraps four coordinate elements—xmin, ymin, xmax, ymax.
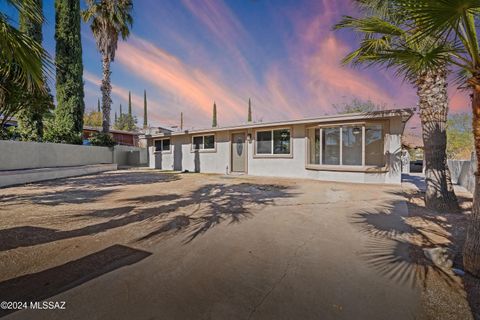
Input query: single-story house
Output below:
<box><xmin>141</xmin><ymin>108</ymin><xmax>414</xmax><ymax>184</ymax></box>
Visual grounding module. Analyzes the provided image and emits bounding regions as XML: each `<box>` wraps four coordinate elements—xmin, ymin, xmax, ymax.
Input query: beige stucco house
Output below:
<box><xmin>141</xmin><ymin>109</ymin><xmax>414</xmax><ymax>184</ymax></box>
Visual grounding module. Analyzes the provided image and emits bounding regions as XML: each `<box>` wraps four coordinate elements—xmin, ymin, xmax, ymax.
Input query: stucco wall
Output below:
<box><xmin>448</xmin><ymin>157</ymin><xmax>476</xmax><ymax>193</ymax></box>
<box><xmin>0</xmin><ymin>140</ymin><xmax>147</xmax><ymax>170</ymax></box>
<box><xmin>150</xmin><ymin>131</ymin><xmax>230</xmax><ymax>173</ymax></box>
<box><xmin>113</xmin><ymin>145</ymin><xmax>148</xmax><ymax>166</ymax></box>
<box><xmin>149</xmin><ymin>117</ymin><xmax>404</xmax><ymax>184</ymax></box>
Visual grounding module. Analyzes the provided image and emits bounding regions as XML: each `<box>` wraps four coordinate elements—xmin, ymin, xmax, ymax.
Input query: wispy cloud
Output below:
<box><xmin>83</xmin><ymin>70</ymin><xmax>178</xmax><ymax>125</ymax></box>
<box><xmin>109</xmin><ymin>0</ymin><xmax>420</xmax><ymax>128</ymax></box>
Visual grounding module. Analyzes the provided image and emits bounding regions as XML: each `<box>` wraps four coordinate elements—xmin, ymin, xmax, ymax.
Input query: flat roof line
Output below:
<box><xmin>144</xmin><ymin>108</ymin><xmax>415</xmax><ymax>138</ymax></box>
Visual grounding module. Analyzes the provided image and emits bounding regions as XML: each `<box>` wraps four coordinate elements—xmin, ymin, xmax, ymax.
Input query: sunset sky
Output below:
<box><xmin>3</xmin><ymin>0</ymin><xmax>471</xmax><ymax>130</ymax></box>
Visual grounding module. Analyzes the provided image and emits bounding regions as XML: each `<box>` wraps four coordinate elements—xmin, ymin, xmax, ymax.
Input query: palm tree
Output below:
<box><xmin>335</xmin><ymin>0</ymin><xmax>459</xmax><ymax>213</ymax></box>
<box><xmin>0</xmin><ymin>0</ymin><xmax>52</xmax><ymax>133</ymax></box>
<box><xmin>396</xmin><ymin>0</ymin><xmax>480</xmax><ymax>278</ymax></box>
<box><xmin>0</xmin><ymin>0</ymin><xmax>50</xmax><ymax>91</ymax></box>
<box><xmin>82</xmin><ymin>0</ymin><xmax>133</xmax><ymax>134</ymax></box>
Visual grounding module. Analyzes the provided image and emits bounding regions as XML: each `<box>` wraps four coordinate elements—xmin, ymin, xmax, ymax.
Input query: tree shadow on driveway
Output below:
<box><xmin>0</xmin><ymin>244</ymin><xmax>151</xmax><ymax>318</ymax></box>
<box><xmin>0</xmin><ymin>183</ymin><xmax>295</xmax><ymax>251</ymax></box>
<box><xmin>0</xmin><ymin>171</ymin><xmax>181</xmax><ymax>206</ymax></box>
<box><xmin>134</xmin><ymin>183</ymin><xmax>294</xmax><ymax>244</ymax></box>
<box><xmin>350</xmin><ymin>189</ymin><xmax>479</xmax><ymax>318</ymax></box>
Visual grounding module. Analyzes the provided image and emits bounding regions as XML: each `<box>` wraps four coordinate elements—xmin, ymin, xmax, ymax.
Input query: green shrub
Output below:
<box><xmin>88</xmin><ymin>132</ymin><xmax>116</xmax><ymax>147</ymax></box>
<box><xmin>43</xmin><ymin>116</ymin><xmax>83</xmax><ymax>144</ymax></box>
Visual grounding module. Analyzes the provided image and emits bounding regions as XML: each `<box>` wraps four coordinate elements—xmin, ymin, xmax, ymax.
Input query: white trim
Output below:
<box><xmin>253</xmin><ymin>127</ymin><xmax>293</xmax><ymax>158</ymax></box>
<box><xmin>306</xmin><ymin>123</ymin><xmax>384</xmax><ymax>168</ymax></box>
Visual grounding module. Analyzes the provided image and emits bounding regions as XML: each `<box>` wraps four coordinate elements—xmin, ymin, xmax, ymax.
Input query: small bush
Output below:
<box><xmin>88</xmin><ymin>132</ymin><xmax>116</xmax><ymax>147</ymax></box>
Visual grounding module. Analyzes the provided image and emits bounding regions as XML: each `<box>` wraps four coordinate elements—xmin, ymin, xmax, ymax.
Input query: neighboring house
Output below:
<box><xmin>83</xmin><ymin>126</ymin><xmax>140</xmax><ymax>146</ymax></box>
<box><xmin>402</xmin><ymin>132</ymin><xmax>424</xmax><ymax>160</ymax></box>
<box><xmin>141</xmin><ymin>108</ymin><xmax>414</xmax><ymax>184</ymax></box>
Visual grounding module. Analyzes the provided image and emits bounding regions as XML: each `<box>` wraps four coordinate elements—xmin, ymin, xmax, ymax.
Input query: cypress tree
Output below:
<box><xmin>97</xmin><ymin>98</ymin><xmax>100</xmax><ymax>112</ymax></box>
<box><xmin>180</xmin><ymin>112</ymin><xmax>183</xmax><ymax>130</ymax></box>
<box><xmin>212</xmin><ymin>102</ymin><xmax>217</xmax><ymax>127</ymax></box>
<box><xmin>120</xmin><ymin>104</ymin><xmax>123</xmax><ymax>115</ymax></box>
<box><xmin>17</xmin><ymin>0</ymin><xmax>53</xmax><ymax>142</ymax></box>
<box><xmin>248</xmin><ymin>98</ymin><xmax>252</xmax><ymax>122</ymax></box>
<box><xmin>143</xmin><ymin>90</ymin><xmax>148</xmax><ymax>128</ymax></box>
<box><xmin>128</xmin><ymin>91</ymin><xmax>132</xmax><ymax>115</ymax></box>
<box><xmin>114</xmin><ymin>111</ymin><xmax>118</xmax><ymax>123</ymax></box>
<box><xmin>54</xmin><ymin>0</ymin><xmax>85</xmax><ymax>142</ymax></box>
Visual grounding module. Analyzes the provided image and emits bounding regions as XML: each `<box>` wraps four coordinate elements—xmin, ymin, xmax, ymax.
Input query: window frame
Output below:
<box><xmin>191</xmin><ymin>134</ymin><xmax>216</xmax><ymax>152</ymax></box>
<box><xmin>305</xmin><ymin>121</ymin><xmax>387</xmax><ymax>172</ymax></box>
<box><xmin>153</xmin><ymin>138</ymin><xmax>172</xmax><ymax>153</ymax></box>
<box><xmin>253</xmin><ymin>127</ymin><xmax>293</xmax><ymax>158</ymax></box>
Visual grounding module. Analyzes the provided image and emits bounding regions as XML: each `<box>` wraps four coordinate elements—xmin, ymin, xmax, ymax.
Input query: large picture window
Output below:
<box><xmin>154</xmin><ymin>139</ymin><xmax>171</xmax><ymax>152</ymax></box>
<box><xmin>192</xmin><ymin>135</ymin><xmax>215</xmax><ymax>151</ymax></box>
<box><xmin>255</xmin><ymin>128</ymin><xmax>291</xmax><ymax>155</ymax></box>
<box><xmin>307</xmin><ymin>123</ymin><xmax>384</xmax><ymax>167</ymax></box>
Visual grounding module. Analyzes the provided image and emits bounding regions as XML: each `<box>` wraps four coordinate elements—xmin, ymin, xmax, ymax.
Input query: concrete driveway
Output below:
<box><xmin>0</xmin><ymin>170</ymin><xmax>421</xmax><ymax>319</ymax></box>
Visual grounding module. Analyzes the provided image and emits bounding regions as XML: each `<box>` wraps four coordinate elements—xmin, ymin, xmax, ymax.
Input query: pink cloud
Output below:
<box><xmin>116</xmin><ymin>36</ymin><xmax>247</xmax><ymax>126</ymax></box>
<box><xmin>83</xmin><ymin>70</ymin><xmax>178</xmax><ymax>125</ymax></box>
<box><xmin>108</xmin><ymin>0</ymin><xmax>420</xmax><ymax>128</ymax></box>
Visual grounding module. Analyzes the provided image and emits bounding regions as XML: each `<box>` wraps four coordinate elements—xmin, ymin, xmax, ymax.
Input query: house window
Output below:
<box><xmin>342</xmin><ymin>126</ymin><xmax>362</xmax><ymax>165</ymax></box>
<box><xmin>307</xmin><ymin>123</ymin><xmax>384</xmax><ymax>167</ymax></box>
<box><xmin>255</xmin><ymin>128</ymin><xmax>291</xmax><ymax>155</ymax></box>
<box><xmin>155</xmin><ymin>139</ymin><xmax>170</xmax><ymax>152</ymax></box>
<box><xmin>365</xmin><ymin>124</ymin><xmax>384</xmax><ymax>166</ymax></box>
<box><xmin>192</xmin><ymin>135</ymin><xmax>215</xmax><ymax>150</ymax></box>
<box><xmin>322</xmin><ymin>127</ymin><xmax>340</xmax><ymax>165</ymax></box>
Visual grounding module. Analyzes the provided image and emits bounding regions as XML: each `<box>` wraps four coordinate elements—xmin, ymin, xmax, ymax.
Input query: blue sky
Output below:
<box><xmin>2</xmin><ymin>0</ymin><xmax>470</xmax><ymax>130</ymax></box>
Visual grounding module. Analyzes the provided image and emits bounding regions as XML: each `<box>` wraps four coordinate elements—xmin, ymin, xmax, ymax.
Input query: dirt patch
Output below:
<box><xmin>402</xmin><ymin>186</ymin><xmax>480</xmax><ymax>320</ymax></box>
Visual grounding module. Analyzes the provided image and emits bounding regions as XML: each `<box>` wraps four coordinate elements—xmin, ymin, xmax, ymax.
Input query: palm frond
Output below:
<box><xmin>82</xmin><ymin>0</ymin><xmax>133</xmax><ymax>61</ymax></box>
<box><xmin>0</xmin><ymin>6</ymin><xmax>52</xmax><ymax>92</ymax></box>
<box><xmin>397</xmin><ymin>0</ymin><xmax>480</xmax><ymax>68</ymax></box>
<box><xmin>335</xmin><ymin>16</ymin><xmax>404</xmax><ymax>36</ymax></box>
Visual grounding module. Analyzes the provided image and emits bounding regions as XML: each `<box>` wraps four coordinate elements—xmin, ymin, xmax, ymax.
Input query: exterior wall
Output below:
<box><xmin>150</xmin><ymin>131</ymin><xmax>230</xmax><ymax>173</ymax></box>
<box><xmin>0</xmin><ymin>140</ymin><xmax>147</xmax><ymax>171</ymax></box>
<box><xmin>113</xmin><ymin>145</ymin><xmax>148</xmax><ymax>166</ymax></box>
<box><xmin>149</xmin><ymin>117</ymin><xmax>404</xmax><ymax>184</ymax></box>
<box><xmin>448</xmin><ymin>156</ymin><xmax>476</xmax><ymax>193</ymax></box>
<box><xmin>246</xmin><ymin>118</ymin><xmax>403</xmax><ymax>184</ymax></box>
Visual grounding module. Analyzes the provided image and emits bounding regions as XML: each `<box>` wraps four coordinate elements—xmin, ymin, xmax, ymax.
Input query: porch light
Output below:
<box><xmin>247</xmin><ymin>133</ymin><xmax>252</xmax><ymax>141</ymax></box>
<box><xmin>353</xmin><ymin>127</ymin><xmax>361</xmax><ymax>135</ymax></box>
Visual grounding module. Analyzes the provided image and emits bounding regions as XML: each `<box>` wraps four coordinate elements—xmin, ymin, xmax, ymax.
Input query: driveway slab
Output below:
<box><xmin>0</xmin><ymin>170</ymin><xmax>421</xmax><ymax>319</ymax></box>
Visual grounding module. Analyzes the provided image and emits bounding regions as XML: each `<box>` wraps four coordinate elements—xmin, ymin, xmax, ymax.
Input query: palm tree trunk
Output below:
<box><xmin>101</xmin><ymin>56</ymin><xmax>111</xmax><ymax>134</ymax></box>
<box><xmin>464</xmin><ymin>81</ymin><xmax>480</xmax><ymax>277</ymax></box>
<box><xmin>416</xmin><ymin>68</ymin><xmax>459</xmax><ymax>212</ymax></box>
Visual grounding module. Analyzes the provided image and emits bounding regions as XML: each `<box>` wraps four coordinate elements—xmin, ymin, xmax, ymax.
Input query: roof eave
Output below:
<box><xmin>147</xmin><ymin>108</ymin><xmax>416</xmax><ymax>138</ymax></box>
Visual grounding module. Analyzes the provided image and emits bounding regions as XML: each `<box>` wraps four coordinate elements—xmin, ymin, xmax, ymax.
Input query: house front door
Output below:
<box><xmin>231</xmin><ymin>133</ymin><xmax>246</xmax><ymax>172</ymax></box>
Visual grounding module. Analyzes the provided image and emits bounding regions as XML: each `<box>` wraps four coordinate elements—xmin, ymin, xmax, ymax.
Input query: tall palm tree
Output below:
<box><xmin>335</xmin><ymin>0</ymin><xmax>459</xmax><ymax>212</ymax></box>
<box><xmin>82</xmin><ymin>0</ymin><xmax>133</xmax><ymax>134</ymax></box>
<box><xmin>396</xmin><ymin>0</ymin><xmax>480</xmax><ymax>278</ymax></box>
